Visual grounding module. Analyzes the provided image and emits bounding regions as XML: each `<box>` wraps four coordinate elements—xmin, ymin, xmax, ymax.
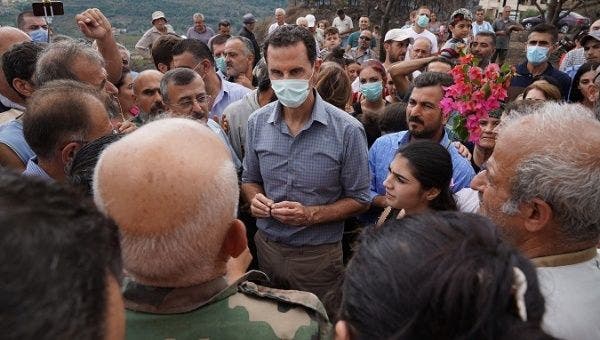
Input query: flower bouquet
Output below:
<box><xmin>440</xmin><ymin>54</ymin><xmax>513</xmax><ymax>142</ymax></box>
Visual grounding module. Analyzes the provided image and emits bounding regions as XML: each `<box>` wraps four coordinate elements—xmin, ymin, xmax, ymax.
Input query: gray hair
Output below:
<box><xmin>93</xmin><ymin>118</ymin><xmax>240</xmax><ymax>286</ymax></box>
<box><xmin>118</xmin><ymin>159</ymin><xmax>239</xmax><ymax>286</ymax></box>
<box><xmin>275</xmin><ymin>8</ymin><xmax>286</xmax><ymax>15</ymax></box>
<box><xmin>499</xmin><ymin>102</ymin><xmax>600</xmax><ymax>243</ymax></box>
<box><xmin>227</xmin><ymin>36</ymin><xmax>255</xmax><ymax>57</ymax></box>
<box><xmin>475</xmin><ymin>31</ymin><xmax>497</xmax><ymax>47</ymax></box>
<box><xmin>159</xmin><ymin>68</ymin><xmax>199</xmax><ymax>104</ymax></box>
<box><xmin>34</xmin><ymin>40</ymin><xmax>104</xmax><ymax>87</ymax></box>
<box><xmin>192</xmin><ymin>13</ymin><xmax>204</xmax><ymax>21</ymax></box>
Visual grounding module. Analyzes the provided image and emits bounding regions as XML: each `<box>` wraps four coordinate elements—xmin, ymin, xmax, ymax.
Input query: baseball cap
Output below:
<box><xmin>306</xmin><ymin>14</ymin><xmax>316</xmax><ymax>28</ymax></box>
<box><xmin>151</xmin><ymin>11</ymin><xmax>166</xmax><ymax>22</ymax></box>
<box><xmin>581</xmin><ymin>31</ymin><xmax>600</xmax><ymax>46</ymax></box>
<box><xmin>243</xmin><ymin>13</ymin><xmax>256</xmax><ymax>24</ymax></box>
<box><xmin>450</xmin><ymin>8</ymin><xmax>473</xmax><ymax>22</ymax></box>
<box><xmin>384</xmin><ymin>28</ymin><xmax>414</xmax><ymax>43</ymax></box>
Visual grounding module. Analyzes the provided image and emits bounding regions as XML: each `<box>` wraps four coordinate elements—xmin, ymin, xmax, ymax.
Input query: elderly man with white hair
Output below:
<box><xmin>268</xmin><ymin>8</ymin><xmax>287</xmax><ymax>34</ymax></box>
<box><xmin>93</xmin><ymin>118</ymin><xmax>331</xmax><ymax>339</ymax></box>
<box><xmin>471</xmin><ymin>102</ymin><xmax>600</xmax><ymax>340</ymax></box>
<box><xmin>186</xmin><ymin>12</ymin><xmax>215</xmax><ymax>45</ymax></box>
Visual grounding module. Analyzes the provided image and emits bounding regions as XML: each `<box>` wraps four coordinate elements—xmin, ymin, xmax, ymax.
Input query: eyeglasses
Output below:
<box><xmin>359</xmin><ymin>36</ymin><xmax>371</xmax><ymax>41</ymax></box>
<box><xmin>171</xmin><ymin>94</ymin><xmax>212</xmax><ymax>112</ymax></box>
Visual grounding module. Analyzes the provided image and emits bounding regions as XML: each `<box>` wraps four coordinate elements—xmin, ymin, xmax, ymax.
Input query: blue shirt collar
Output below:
<box><xmin>267</xmin><ymin>90</ymin><xmax>329</xmax><ymax>127</ymax></box>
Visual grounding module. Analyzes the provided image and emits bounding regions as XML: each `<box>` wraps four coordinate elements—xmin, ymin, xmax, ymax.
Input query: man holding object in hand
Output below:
<box><xmin>241</xmin><ymin>25</ymin><xmax>370</xmax><ymax>305</ymax></box>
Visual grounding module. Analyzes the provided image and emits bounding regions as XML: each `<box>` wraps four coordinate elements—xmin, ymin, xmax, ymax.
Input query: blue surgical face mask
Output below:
<box><xmin>417</xmin><ymin>15</ymin><xmax>430</xmax><ymax>28</ymax></box>
<box><xmin>214</xmin><ymin>56</ymin><xmax>227</xmax><ymax>75</ymax></box>
<box><xmin>271</xmin><ymin>78</ymin><xmax>311</xmax><ymax>108</ymax></box>
<box><xmin>526</xmin><ymin>45</ymin><xmax>549</xmax><ymax>65</ymax></box>
<box><xmin>29</xmin><ymin>28</ymin><xmax>48</xmax><ymax>43</ymax></box>
<box><xmin>360</xmin><ymin>81</ymin><xmax>383</xmax><ymax>102</ymax></box>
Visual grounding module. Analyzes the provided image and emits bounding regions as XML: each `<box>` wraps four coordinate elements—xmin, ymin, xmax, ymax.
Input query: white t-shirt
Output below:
<box><xmin>537</xmin><ymin>252</ymin><xmax>600</xmax><ymax>340</ymax></box>
<box><xmin>268</xmin><ymin>22</ymin><xmax>287</xmax><ymax>34</ymax></box>
<box><xmin>332</xmin><ymin>16</ymin><xmax>353</xmax><ymax>36</ymax></box>
<box><xmin>472</xmin><ymin>21</ymin><xmax>494</xmax><ymax>36</ymax></box>
<box><xmin>404</xmin><ymin>27</ymin><xmax>438</xmax><ymax>60</ymax></box>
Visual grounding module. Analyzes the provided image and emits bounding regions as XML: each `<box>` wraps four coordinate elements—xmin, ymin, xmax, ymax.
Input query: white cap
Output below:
<box><xmin>384</xmin><ymin>28</ymin><xmax>414</xmax><ymax>43</ymax></box>
<box><xmin>306</xmin><ymin>14</ymin><xmax>316</xmax><ymax>28</ymax></box>
<box><xmin>151</xmin><ymin>11</ymin><xmax>166</xmax><ymax>22</ymax></box>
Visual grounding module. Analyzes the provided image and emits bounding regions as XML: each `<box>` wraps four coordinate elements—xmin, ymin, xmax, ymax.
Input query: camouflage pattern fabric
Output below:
<box><xmin>124</xmin><ymin>271</ymin><xmax>332</xmax><ymax>339</ymax></box>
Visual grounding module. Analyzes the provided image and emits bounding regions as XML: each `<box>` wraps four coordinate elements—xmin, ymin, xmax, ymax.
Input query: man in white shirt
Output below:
<box><xmin>405</xmin><ymin>6</ymin><xmax>438</xmax><ymax>60</ymax></box>
<box><xmin>267</xmin><ymin>8</ymin><xmax>287</xmax><ymax>35</ymax></box>
<box><xmin>471</xmin><ymin>102</ymin><xmax>600</xmax><ymax>340</ymax></box>
<box><xmin>332</xmin><ymin>9</ymin><xmax>353</xmax><ymax>48</ymax></box>
<box><xmin>472</xmin><ymin>8</ymin><xmax>494</xmax><ymax>36</ymax></box>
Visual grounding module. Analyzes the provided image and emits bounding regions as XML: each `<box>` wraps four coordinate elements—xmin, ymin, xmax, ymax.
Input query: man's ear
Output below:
<box><xmin>335</xmin><ymin>320</ymin><xmax>352</xmax><ymax>340</ymax></box>
<box><xmin>521</xmin><ymin>198</ymin><xmax>553</xmax><ymax>233</ymax></box>
<box><xmin>12</xmin><ymin>78</ymin><xmax>35</xmax><ymax>98</ymax></box>
<box><xmin>60</xmin><ymin>141</ymin><xmax>82</xmax><ymax>168</ymax></box>
<box><xmin>221</xmin><ymin>219</ymin><xmax>247</xmax><ymax>258</ymax></box>
<box><xmin>157</xmin><ymin>63</ymin><xmax>169</xmax><ymax>74</ymax></box>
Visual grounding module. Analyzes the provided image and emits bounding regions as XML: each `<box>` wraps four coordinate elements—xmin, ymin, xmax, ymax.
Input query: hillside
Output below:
<box><xmin>0</xmin><ymin>0</ymin><xmax>286</xmax><ymax>37</ymax></box>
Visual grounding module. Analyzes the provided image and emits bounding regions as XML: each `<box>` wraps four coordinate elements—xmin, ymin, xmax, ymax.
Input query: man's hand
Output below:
<box><xmin>453</xmin><ymin>141</ymin><xmax>472</xmax><ymax>160</ymax></box>
<box><xmin>220</xmin><ymin>113</ymin><xmax>230</xmax><ymax>134</ymax></box>
<box><xmin>116</xmin><ymin>120</ymin><xmax>137</xmax><ymax>134</ymax></box>
<box><xmin>75</xmin><ymin>8</ymin><xmax>112</xmax><ymax>41</ymax></box>
<box><xmin>250</xmin><ymin>193</ymin><xmax>273</xmax><ymax>218</ymax></box>
<box><xmin>270</xmin><ymin>201</ymin><xmax>313</xmax><ymax>226</ymax></box>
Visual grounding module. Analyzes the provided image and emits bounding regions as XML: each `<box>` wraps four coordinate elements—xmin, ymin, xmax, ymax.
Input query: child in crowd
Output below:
<box><xmin>320</xmin><ymin>27</ymin><xmax>342</xmax><ymax>59</ymax></box>
<box><xmin>441</xmin><ymin>8</ymin><xmax>473</xmax><ymax>59</ymax></box>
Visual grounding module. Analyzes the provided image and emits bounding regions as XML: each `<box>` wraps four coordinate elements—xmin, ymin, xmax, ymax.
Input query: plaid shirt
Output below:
<box><xmin>242</xmin><ymin>91</ymin><xmax>370</xmax><ymax>246</ymax></box>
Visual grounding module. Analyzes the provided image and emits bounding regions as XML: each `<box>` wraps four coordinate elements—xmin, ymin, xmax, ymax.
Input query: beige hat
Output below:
<box><xmin>151</xmin><ymin>11</ymin><xmax>166</xmax><ymax>22</ymax></box>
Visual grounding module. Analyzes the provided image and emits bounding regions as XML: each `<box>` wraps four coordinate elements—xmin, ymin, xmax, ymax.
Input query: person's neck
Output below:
<box><xmin>362</xmin><ymin>98</ymin><xmax>385</xmax><ymax>111</ymax></box>
<box><xmin>37</xmin><ymin>158</ymin><xmax>63</xmax><ymax>181</ymax></box>
<box><xmin>204</xmin><ymin>71</ymin><xmax>222</xmax><ymax>99</ymax></box>
<box><xmin>476</xmin><ymin>20</ymin><xmax>484</xmax><ymax>25</ymax></box>
<box><xmin>282</xmin><ymin>90</ymin><xmax>315</xmax><ymax>136</ymax></box>
<box><xmin>258</xmin><ymin>89</ymin><xmax>274</xmax><ymax>107</ymax></box>
<box><xmin>518</xmin><ymin>231</ymin><xmax>598</xmax><ymax>260</ymax></box>
<box><xmin>410</xmin><ymin>128</ymin><xmax>444</xmax><ymax>143</ymax></box>
<box><xmin>527</xmin><ymin>62</ymin><xmax>549</xmax><ymax>76</ymax></box>
<box><xmin>413</xmin><ymin>25</ymin><xmax>424</xmax><ymax>34</ymax></box>
<box><xmin>473</xmin><ymin>144</ymin><xmax>493</xmax><ymax>167</ymax></box>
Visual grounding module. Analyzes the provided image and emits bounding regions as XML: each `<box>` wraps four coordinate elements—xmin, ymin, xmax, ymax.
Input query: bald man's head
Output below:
<box><xmin>93</xmin><ymin>118</ymin><xmax>240</xmax><ymax>286</ymax></box>
<box><xmin>0</xmin><ymin>27</ymin><xmax>31</xmax><ymax>104</ymax></box>
<box><xmin>133</xmin><ymin>69</ymin><xmax>164</xmax><ymax>117</ymax></box>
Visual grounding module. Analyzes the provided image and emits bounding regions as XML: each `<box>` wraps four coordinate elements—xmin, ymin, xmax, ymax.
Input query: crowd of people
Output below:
<box><xmin>0</xmin><ymin>4</ymin><xmax>599</xmax><ymax>340</ymax></box>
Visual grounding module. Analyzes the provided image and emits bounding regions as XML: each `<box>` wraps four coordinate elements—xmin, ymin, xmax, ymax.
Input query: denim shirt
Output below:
<box><xmin>368</xmin><ymin>130</ymin><xmax>475</xmax><ymax>201</ymax></box>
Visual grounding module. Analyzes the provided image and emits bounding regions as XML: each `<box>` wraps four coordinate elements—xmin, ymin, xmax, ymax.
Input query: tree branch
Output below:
<box><xmin>531</xmin><ymin>0</ymin><xmax>546</xmax><ymax>20</ymax></box>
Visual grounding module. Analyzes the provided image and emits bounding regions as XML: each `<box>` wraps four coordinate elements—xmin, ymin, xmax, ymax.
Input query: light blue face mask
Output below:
<box><xmin>417</xmin><ymin>15</ymin><xmax>430</xmax><ymax>28</ymax></box>
<box><xmin>360</xmin><ymin>81</ymin><xmax>383</xmax><ymax>102</ymax></box>
<box><xmin>526</xmin><ymin>45</ymin><xmax>549</xmax><ymax>66</ymax></box>
<box><xmin>29</xmin><ymin>28</ymin><xmax>48</xmax><ymax>43</ymax></box>
<box><xmin>214</xmin><ymin>56</ymin><xmax>227</xmax><ymax>75</ymax></box>
<box><xmin>271</xmin><ymin>78</ymin><xmax>310</xmax><ymax>108</ymax></box>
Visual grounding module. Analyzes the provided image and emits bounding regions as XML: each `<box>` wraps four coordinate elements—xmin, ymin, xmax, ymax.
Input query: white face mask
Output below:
<box><xmin>271</xmin><ymin>78</ymin><xmax>310</xmax><ymax>108</ymax></box>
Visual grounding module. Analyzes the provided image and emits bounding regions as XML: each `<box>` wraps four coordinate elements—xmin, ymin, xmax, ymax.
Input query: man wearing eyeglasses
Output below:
<box><xmin>347</xmin><ymin>30</ymin><xmax>376</xmax><ymax>64</ymax></box>
<box><xmin>161</xmin><ymin>67</ymin><xmax>241</xmax><ymax>172</ymax></box>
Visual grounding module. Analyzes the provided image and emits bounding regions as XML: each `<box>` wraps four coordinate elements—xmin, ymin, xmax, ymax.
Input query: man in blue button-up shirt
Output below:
<box><xmin>369</xmin><ymin>72</ymin><xmax>475</xmax><ymax>213</ymax></box>
<box><xmin>241</xmin><ymin>26</ymin><xmax>370</xmax><ymax>303</ymax></box>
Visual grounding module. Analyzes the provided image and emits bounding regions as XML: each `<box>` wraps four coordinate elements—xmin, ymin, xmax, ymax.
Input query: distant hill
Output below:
<box><xmin>0</xmin><ymin>0</ymin><xmax>286</xmax><ymax>37</ymax></box>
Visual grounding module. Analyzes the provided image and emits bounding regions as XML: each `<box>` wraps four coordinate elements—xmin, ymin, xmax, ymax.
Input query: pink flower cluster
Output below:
<box><xmin>441</xmin><ymin>56</ymin><xmax>512</xmax><ymax>142</ymax></box>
